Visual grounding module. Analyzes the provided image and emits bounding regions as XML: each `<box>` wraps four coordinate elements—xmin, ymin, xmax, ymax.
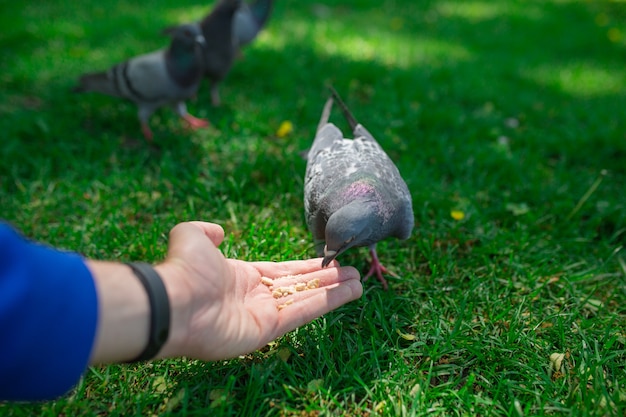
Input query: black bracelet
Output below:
<box><xmin>125</xmin><ymin>262</ymin><xmax>171</xmax><ymax>362</ymax></box>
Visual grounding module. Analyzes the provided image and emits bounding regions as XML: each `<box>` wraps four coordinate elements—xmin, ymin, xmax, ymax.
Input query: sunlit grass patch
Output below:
<box><xmin>523</xmin><ymin>61</ymin><xmax>625</xmax><ymax>97</ymax></box>
<box><xmin>436</xmin><ymin>0</ymin><xmax>543</xmax><ymax>22</ymax></box>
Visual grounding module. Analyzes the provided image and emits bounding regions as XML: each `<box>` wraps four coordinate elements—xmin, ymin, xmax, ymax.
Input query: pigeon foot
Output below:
<box><xmin>183</xmin><ymin>114</ymin><xmax>210</xmax><ymax>129</ymax></box>
<box><xmin>362</xmin><ymin>247</ymin><xmax>398</xmax><ymax>290</ymax></box>
<box><xmin>141</xmin><ymin>122</ymin><xmax>154</xmax><ymax>142</ymax></box>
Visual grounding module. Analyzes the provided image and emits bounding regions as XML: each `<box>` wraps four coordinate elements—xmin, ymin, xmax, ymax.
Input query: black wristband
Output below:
<box><xmin>126</xmin><ymin>262</ymin><xmax>170</xmax><ymax>362</ymax></box>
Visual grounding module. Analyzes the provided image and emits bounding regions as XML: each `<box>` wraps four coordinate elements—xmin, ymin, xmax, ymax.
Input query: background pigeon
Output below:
<box><xmin>233</xmin><ymin>0</ymin><xmax>274</xmax><ymax>48</ymax></box>
<box><xmin>197</xmin><ymin>0</ymin><xmax>242</xmax><ymax>107</ymax></box>
<box><xmin>304</xmin><ymin>87</ymin><xmax>414</xmax><ymax>290</ymax></box>
<box><xmin>169</xmin><ymin>0</ymin><xmax>272</xmax><ymax>107</ymax></box>
<box><xmin>73</xmin><ymin>24</ymin><xmax>208</xmax><ymax>141</ymax></box>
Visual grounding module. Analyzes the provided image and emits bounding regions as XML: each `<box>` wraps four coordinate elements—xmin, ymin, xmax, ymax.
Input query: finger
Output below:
<box><xmin>167</xmin><ymin>222</ymin><xmax>223</xmax><ymax>254</ymax></box>
<box><xmin>252</xmin><ymin>257</ymin><xmax>343</xmax><ymax>279</ymax></box>
<box><xmin>267</xmin><ymin>267</ymin><xmax>361</xmax><ymax>311</ymax></box>
<box><xmin>274</xmin><ymin>278</ymin><xmax>363</xmax><ymax>336</ymax></box>
<box><xmin>187</xmin><ymin>221</ymin><xmax>225</xmax><ymax>246</ymax></box>
<box><xmin>271</xmin><ymin>281</ymin><xmax>347</xmax><ymax>306</ymax></box>
<box><xmin>262</xmin><ymin>265</ymin><xmax>360</xmax><ymax>290</ymax></box>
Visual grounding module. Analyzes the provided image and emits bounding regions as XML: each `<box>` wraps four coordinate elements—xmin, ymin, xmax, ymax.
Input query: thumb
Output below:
<box><xmin>186</xmin><ymin>221</ymin><xmax>225</xmax><ymax>246</ymax></box>
<box><xmin>167</xmin><ymin>222</ymin><xmax>225</xmax><ymax>251</ymax></box>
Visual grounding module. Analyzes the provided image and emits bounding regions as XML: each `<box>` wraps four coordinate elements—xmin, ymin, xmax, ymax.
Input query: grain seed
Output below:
<box><xmin>306</xmin><ymin>279</ymin><xmax>320</xmax><ymax>289</ymax></box>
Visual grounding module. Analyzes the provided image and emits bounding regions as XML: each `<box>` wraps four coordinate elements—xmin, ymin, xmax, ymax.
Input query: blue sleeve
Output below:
<box><xmin>0</xmin><ymin>223</ymin><xmax>98</xmax><ymax>401</ymax></box>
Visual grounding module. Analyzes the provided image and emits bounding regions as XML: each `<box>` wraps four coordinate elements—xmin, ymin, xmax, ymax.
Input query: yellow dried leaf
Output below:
<box><xmin>374</xmin><ymin>401</ymin><xmax>387</xmax><ymax>413</ymax></box>
<box><xmin>450</xmin><ymin>210</ymin><xmax>465</xmax><ymax>221</ymax></box>
<box><xmin>396</xmin><ymin>329</ymin><xmax>417</xmax><ymax>341</ymax></box>
<box><xmin>276</xmin><ymin>121</ymin><xmax>293</xmax><ymax>138</ymax></box>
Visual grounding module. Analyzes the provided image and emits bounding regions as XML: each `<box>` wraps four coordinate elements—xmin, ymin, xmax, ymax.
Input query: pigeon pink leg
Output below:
<box><xmin>183</xmin><ymin>114</ymin><xmax>210</xmax><ymax>129</ymax></box>
<box><xmin>141</xmin><ymin>122</ymin><xmax>154</xmax><ymax>142</ymax></box>
<box><xmin>362</xmin><ymin>246</ymin><xmax>398</xmax><ymax>290</ymax></box>
<box><xmin>174</xmin><ymin>102</ymin><xmax>210</xmax><ymax>130</ymax></box>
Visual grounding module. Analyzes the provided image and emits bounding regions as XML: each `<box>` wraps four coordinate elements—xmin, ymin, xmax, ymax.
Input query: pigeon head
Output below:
<box><xmin>164</xmin><ymin>24</ymin><xmax>206</xmax><ymax>48</ymax></box>
<box><xmin>163</xmin><ymin>24</ymin><xmax>206</xmax><ymax>87</ymax></box>
<box><xmin>321</xmin><ymin>201</ymin><xmax>376</xmax><ymax>267</ymax></box>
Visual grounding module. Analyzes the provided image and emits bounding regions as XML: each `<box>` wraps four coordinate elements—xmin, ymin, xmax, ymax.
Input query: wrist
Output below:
<box><xmin>152</xmin><ymin>262</ymin><xmax>192</xmax><ymax>359</ymax></box>
<box><xmin>87</xmin><ymin>260</ymin><xmax>150</xmax><ymax>364</ymax></box>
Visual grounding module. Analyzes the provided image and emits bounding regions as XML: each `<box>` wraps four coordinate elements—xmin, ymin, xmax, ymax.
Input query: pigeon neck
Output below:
<box><xmin>166</xmin><ymin>39</ymin><xmax>203</xmax><ymax>88</ymax></box>
<box><xmin>325</xmin><ymin>202</ymin><xmax>376</xmax><ymax>253</ymax></box>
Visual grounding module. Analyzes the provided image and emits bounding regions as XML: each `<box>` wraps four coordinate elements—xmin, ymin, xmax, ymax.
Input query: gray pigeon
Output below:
<box><xmin>171</xmin><ymin>0</ymin><xmax>271</xmax><ymax>107</ymax></box>
<box><xmin>198</xmin><ymin>0</ymin><xmax>242</xmax><ymax>107</ymax></box>
<box><xmin>233</xmin><ymin>0</ymin><xmax>274</xmax><ymax>47</ymax></box>
<box><xmin>73</xmin><ymin>24</ymin><xmax>208</xmax><ymax>141</ymax></box>
<box><xmin>304</xmin><ymin>88</ymin><xmax>414</xmax><ymax>290</ymax></box>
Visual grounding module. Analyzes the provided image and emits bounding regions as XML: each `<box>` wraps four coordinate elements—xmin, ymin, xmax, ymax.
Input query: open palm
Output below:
<box><xmin>157</xmin><ymin>222</ymin><xmax>363</xmax><ymax>361</ymax></box>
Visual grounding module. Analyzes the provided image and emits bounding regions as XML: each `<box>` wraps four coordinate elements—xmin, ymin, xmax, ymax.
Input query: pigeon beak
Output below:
<box><xmin>321</xmin><ymin>245</ymin><xmax>338</xmax><ymax>268</ymax></box>
<box><xmin>195</xmin><ymin>35</ymin><xmax>206</xmax><ymax>46</ymax></box>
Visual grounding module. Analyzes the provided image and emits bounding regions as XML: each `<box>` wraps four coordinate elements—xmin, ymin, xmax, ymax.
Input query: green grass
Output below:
<box><xmin>1</xmin><ymin>0</ymin><xmax>625</xmax><ymax>415</ymax></box>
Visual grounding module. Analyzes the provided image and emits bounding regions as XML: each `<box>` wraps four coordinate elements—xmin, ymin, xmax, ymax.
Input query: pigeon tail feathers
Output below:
<box><xmin>234</xmin><ymin>0</ymin><xmax>274</xmax><ymax>46</ymax></box>
<box><xmin>317</xmin><ymin>95</ymin><xmax>334</xmax><ymax>132</ymax></box>
<box><xmin>73</xmin><ymin>71</ymin><xmax>118</xmax><ymax>96</ymax></box>
<box><xmin>328</xmin><ymin>86</ymin><xmax>358</xmax><ymax>132</ymax></box>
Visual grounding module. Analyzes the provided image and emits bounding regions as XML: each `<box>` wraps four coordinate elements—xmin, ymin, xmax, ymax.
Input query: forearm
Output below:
<box><xmin>86</xmin><ymin>261</ymin><xmax>190</xmax><ymax>364</ymax></box>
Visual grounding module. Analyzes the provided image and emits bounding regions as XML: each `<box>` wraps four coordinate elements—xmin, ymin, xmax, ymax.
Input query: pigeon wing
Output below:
<box><xmin>233</xmin><ymin>0</ymin><xmax>273</xmax><ymax>46</ymax></box>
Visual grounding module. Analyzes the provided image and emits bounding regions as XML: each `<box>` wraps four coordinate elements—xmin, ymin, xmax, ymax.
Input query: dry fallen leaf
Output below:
<box><xmin>450</xmin><ymin>210</ymin><xmax>465</xmax><ymax>221</ymax></box>
<box><xmin>276</xmin><ymin>120</ymin><xmax>293</xmax><ymax>138</ymax></box>
<box><xmin>549</xmin><ymin>352</ymin><xmax>565</xmax><ymax>373</ymax></box>
<box><xmin>396</xmin><ymin>329</ymin><xmax>417</xmax><ymax>341</ymax></box>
